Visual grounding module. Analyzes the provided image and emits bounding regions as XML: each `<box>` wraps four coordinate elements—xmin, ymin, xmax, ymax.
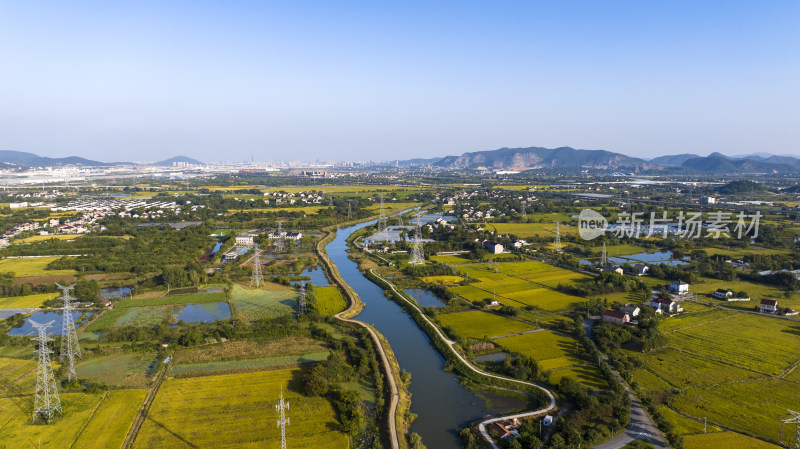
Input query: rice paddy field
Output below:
<box><xmin>77</xmin><ymin>352</ymin><xmax>156</xmax><ymax>387</ymax></box>
<box><xmin>231</xmin><ymin>283</ymin><xmax>296</xmax><ymax>321</ymax></box>
<box><xmin>132</xmin><ymin>369</ymin><xmax>349</xmax><ymax>449</ymax></box>
<box><xmin>691</xmin><ymin>278</ymin><xmax>800</xmax><ymax>310</ymax></box>
<box><xmin>0</xmin><ymin>256</ymin><xmax>77</xmax><ymax>277</ymax></box>
<box><xmin>420</xmin><ymin>275</ymin><xmax>464</xmax><ymax>284</ymax></box>
<box><xmin>682</xmin><ymin>432</ymin><xmax>780</xmax><ymax>449</ymax></box>
<box><xmin>437</xmin><ymin>310</ymin><xmax>537</xmax><ymax>339</ymax></box>
<box><xmin>0</xmin><ymin>356</ymin><xmax>37</xmax><ymax>389</ymax></box>
<box><xmin>487</xmin><ymin>222</ymin><xmax>580</xmax><ymax>239</ymax></box>
<box><xmin>627</xmin><ymin>308</ymin><xmax>800</xmax><ymax>444</ymax></box>
<box><xmin>72</xmin><ymin>389</ymin><xmax>147</xmax><ymax>449</ymax></box>
<box><xmin>0</xmin><ymin>292</ymin><xmax>59</xmax><ymax>308</ymax></box>
<box><xmin>314</xmin><ymin>286</ymin><xmax>347</xmax><ymax>316</ymax></box>
<box><xmin>12</xmin><ymin>234</ymin><xmax>81</xmax><ymax>244</ymax></box>
<box><xmin>428</xmin><ymin>254</ymin><xmax>471</xmax><ymax>265</ymax></box>
<box><xmin>494</xmin><ymin>330</ymin><xmax>606</xmax><ymax>388</ymax></box>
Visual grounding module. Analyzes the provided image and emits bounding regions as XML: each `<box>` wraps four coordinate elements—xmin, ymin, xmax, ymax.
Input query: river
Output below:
<box><xmin>327</xmin><ymin>219</ymin><xmax>491</xmax><ymax>449</ymax></box>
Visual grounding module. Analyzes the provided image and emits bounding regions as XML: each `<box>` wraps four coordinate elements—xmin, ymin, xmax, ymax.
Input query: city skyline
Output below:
<box><xmin>1</xmin><ymin>1</ymin><xmax>798</xmax><ymax>161</ymax></box>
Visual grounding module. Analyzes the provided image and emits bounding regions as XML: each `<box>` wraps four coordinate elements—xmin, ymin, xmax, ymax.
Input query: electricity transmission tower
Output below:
<box><xmin>297</xmin><ymin>283</ymin><xmax>307</xmax><ymax>314</ymax></box>
<box><xmin>521</xmin><ymin>202</ymin><xmax>526</xmax><ymax>217</ymax></box>
<box><xmin>600</xmin><ymin>242</ymin><xmax>608</xmax><ymax>266</ymax></box>
<box><xmin>347</xmin><ymin>200</ymin><xmax>352</xmax><ymax>220</ymax></box>
<box><xmin>32</xmin><ymin>320</ymin><xmax>61</xmax><ymax>423</ymax></box>
<box><xmin>275</xmin><ymin>222</ymin><xmax>285</xmax><ymax>253</ymax></box>
<box><xmin>276</xmin><ymin>386</ymin><xmax>290</xmax><ymax>449</ymax></box>
<box><xmin>250</xmin><ymin>244</ymin><xmax>263</xmax><ymax>288</ymax></box>
<box><xmin>56</xmin><ymin>283</ymin><xmax>81</xmax><ymax>381</ymax></box>
<box><xmin>554</xmin><ymin>222</ymin><xmax>562</xmax><ymax>253</ymax></box>
<box><xmin>782</xmin><ymin>410</ymin><xmax>800</xmax><ymax>449</ymax></box>
<box><xmin>376</xmin><ymin>194</ymin><xmax>387</xmax><ymax>241</ymax></box>
<box><xmin>409</xmin><ymin>210</ymin><xmax>425</xmax><ymax>265</ymax></box>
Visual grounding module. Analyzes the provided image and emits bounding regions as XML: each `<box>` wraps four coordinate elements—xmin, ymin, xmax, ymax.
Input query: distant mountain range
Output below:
<box><xmin>409</xmin><ymin>146</ymin><xmax>800</xmax><ymax>173</ymax></box>
<box><xmin>0</xmin><ymin>150</ymin><xmax>204</xmax><ymax>168</ymax></box>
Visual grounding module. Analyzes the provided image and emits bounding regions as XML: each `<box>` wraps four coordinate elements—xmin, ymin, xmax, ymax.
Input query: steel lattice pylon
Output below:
<box><xmin>275</xmin><ymin>222</ymin><xmax>285</xmax><ymax>253</ymax></box>
<box><xmin>601</xmin><ymin>242</ymin><xmax>608</xmax><ymax>266</ymax></box>
<box><xmin>250</xmin><ymin>244</ymin><xmax>264</xmax><ymax>288</ymax></box>
<box><xmin>376</xmin><ymin>194</ymin><xmax>387</xmax><ymax>241</ymax></box>
<box><xmin>297</xmin><ymin>283</ymin><xmax>307</xmax><ymax>315</ymax></box>
<box><xmin>56</xmin><ymin>283</ymin><xmax>81</xmax><ymax>381</ymax></box>
<box><xmin>782</xmin><ymin>410</ymin><xmax>800</xmax><ymax>449</ymax></box>
<box><xmin>276</xmin><ymin>386</ymin><xmax>290</xmax><ymax>449</ymax></box>
<box><xmin>554</xmin><ymin>222</ymin><xmax>562</xmax><ymax>253</ymax></box>
<box><xmin>409</xmin><ymin>210</ymin><xmax>425</xmax><ymax>265</ymax></box>
<box><xmin>32</xmin><ymin>320</ymin><xmax>61</xmax><ymax>423</ymax></box>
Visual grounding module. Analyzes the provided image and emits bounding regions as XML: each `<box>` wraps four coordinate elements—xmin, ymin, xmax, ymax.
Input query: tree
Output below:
<box><xmin>303</xmin><ymin>364</ymin><xmax>329</xmax><ymax>396</ymax></box>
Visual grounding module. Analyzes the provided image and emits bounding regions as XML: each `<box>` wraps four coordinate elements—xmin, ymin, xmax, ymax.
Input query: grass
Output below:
<box><xmin>683</xmin><ymin>431</ymin><xmax>780</xmax><ymax>449</ymax></box>
<box><xmin>494</xmin><ymin>330</ymin><xmax>606</xmax><ymax>388</ymax></box>
<box><xmin>120</xmin><ymin>291</ymin><xmax>227</xmax><ymax>308</ymax></box>
<box><xmin>437</xmin><ymin>310</ymin><xmax>536</xmax><ymax>339</ymax></box>
<box><xmin>0</xmin><ymin>256</ymin><xmax>76</xmax><ymax>277</ymax></box>
<box><xmin>428</xmin><ymin>255</ymin><xmax>472</xmax><ymax>264</ymax></box>
<box><xmin>315</xmin><ymin>286</ymin><xmax>347</xmax><ymax>316</ymax></box>
<box><xmin>0</xmin><ymin>292</ymin><xmax>59</xmax><ymax>308</ymax></box>
<box><xmin>73</xmin><ymin>389</ymin><xmax>147</xmax><ymax>449</ymax></box>
<box><xmin>0</xmin><ymin>392</ymin><xmax>105</xmax><ymax>448</ymax></box>
<box><xmin>231</xmin><ymin>284</ymin><xmax>296</xmax><ymax>321</ymax></box>
<box><xmin>658</xmin><ymin>406</ymin><xmax>721</xmax><ymax>436</ymax></box>
<box><xmin>133</xmin><ymin>369</ymin><xmax>349</xmax><ymax>449</ymax></box>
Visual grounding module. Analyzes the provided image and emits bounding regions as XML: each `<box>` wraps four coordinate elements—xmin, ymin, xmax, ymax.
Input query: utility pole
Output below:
<box><xmin>56</xmin><ymin>283</ymin><xmax>81</xmax><ymax>381</ymax></box>
<box><xmin>276</xmin><ymin>386</ymin><xmax>290</xmax><ymax>449</ymax></box>
<box><xmin>32</xmin><ymin>320</ymin><xmax>61</xmax><ymax>423</ymax></box>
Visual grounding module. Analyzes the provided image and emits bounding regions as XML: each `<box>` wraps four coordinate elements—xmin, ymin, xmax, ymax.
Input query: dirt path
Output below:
<box><xmin>121</xmin><ymin>366</ymin><xmax>168</xmax><ymax>449</ymax></box>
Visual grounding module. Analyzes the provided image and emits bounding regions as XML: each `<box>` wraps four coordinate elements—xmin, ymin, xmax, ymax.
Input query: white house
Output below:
<box><xmin>603</xmin><ymin>310</ymin><xmax>630</xmax><ymax>325</ymax></box>
<box><xmin>649</xmin><ymin>298</ymin><xmax>683</xmax><ymax>314</ymax></box>
<box><xmin>669</xmin><ymin>280</ymin><xmax>690</xmax><ymax>295</ymax></box>
<box><xmin>712</xmin><ymin>289</ymin><xmax>733</xmax><ymax>300</ymax></box>
<box><xmin>235</xmin><ymin>232</ymin><xmax>256</xmax><ymax>248</ymax></box>
<box><xmin>619</xmin><ymin>304</ymin><xmax>640</xmax><ymax>318</ymax></box>
<box><xmin>483</xmin><ymin>241</ymin><xmax>504</xmax><ymax>254</ymax></box>
<box><xmin>760</xmin><ymin>299</ymin><xmax>778</xmax><ymax>314</ymax></box>
<box><xmin>285</xmin><ymin>232</ymin><xmax>303</xmax><ymax>241</ymax></box>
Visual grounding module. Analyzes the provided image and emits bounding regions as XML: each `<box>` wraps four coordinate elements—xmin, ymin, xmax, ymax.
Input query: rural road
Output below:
<box><xmin>370</xmin><ymin>269</ymin><xmax>557</xmax><ymax>449</ymax></box>
<box><xmin>583</xmin><ymin>318</ymin><xmax>670</xmax><ymax>449</ymax></box>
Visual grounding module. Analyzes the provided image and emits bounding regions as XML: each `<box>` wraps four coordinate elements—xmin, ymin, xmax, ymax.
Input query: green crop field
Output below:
<box><xmin>632</xmin><ymin>349</ymin><xmax>762</xmax><ymax>389</ymax></box>
<box><xmin>494</xmin><ymin>330</ymin><xmax>606</xmax><ymax>388</ymax></box>
<box><xmin>231</xmin><ymin>284</ymin><xmax>296</xmax><ymax>321</ymax></box>
<box><xmin>429</xmin><ymin>255</ymin><xmax>471</xmax><ymax>264</ymax></box>
<box><xmin>658</xmin><ymin>406</ymin><xmax>721</xmax><ymax>435</ymax></box>
<box><xmin>683</xmin><ymin>431</ymin><xmax>780</xmax><ymax>449</ymax></box>
<box><xmin>133</xmin><ymin>369</ymin><xmax>349</xmax><ymax>449</ymax></box>
<box><xmin>73</xmin><ymin>389</ymin><xmax>147</xmax><ymax>449</ymax></box>
<box><xmin>122</xmin><ymin>290</ymin><xmax>227</xmax><ymax>308</ymax></box>
<box><xmin>0</xmin><ymin>256</ymin><xmax>77</xmax><ymax>277</ymax></box>
<box><xmin>77</xmin><ymin>353</ymin><xmax>155</xmax><ymax>387</ymax></box>
<box><xmin>488</xmin><ymin>222</ymin><xmax>579</xmax><ymax>239</ymax></box>
<box><xmin>0</xmin><ymin>392</ymin><xmax>105</xmax><ymax>448</ymax></box>
<box><xmin>171</xmin><ymin>352</ymin><xmax>330</xmax><ymax>375</ymax></box>
<box><xmin>437</xmin><ymin>310</ymin><xmax>536</xmax><ymax>339</ymax></box>
<box><xmin>315</xmin><ymin>286</ymin><xmax>347</xmax><ymax>316</ymax></box>
<box><xmin>0</xmin><ymin>292</ymin><xmax>59</xmax><ymax>308</ymax></box>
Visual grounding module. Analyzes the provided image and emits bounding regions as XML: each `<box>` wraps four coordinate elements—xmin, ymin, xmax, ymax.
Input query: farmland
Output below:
<box><xmin>231</xmin><ymin>283</ymin><xmax>296</xmax><ymax>321</ymax></box>
<box><xmin>420</xmin><ymin>275</ymin><xmax>464</xmax><ymax>284</ymax></box>
<box><xmin>12</xmin><ymin>234</ymin><xmax>81</xmax><ymax>244</ymax></box>
<box><xmin>0</xmin><ymin>256</ymin><xmax>77</xmax><ymax>277</ymax></box>
<box><xmin>0</xmin><ymin>292</ymin><xmax>59</xmax><ymax>308</ymax></box>
<box><xmin>77</xmin><ymin>352</ymin><xmax>156</xmax><ymax>387</ymax></box>
<box><xmin>0</xmin><ymin>356</ymin><xmax>37</xmax><ymax>388</ymax></box>
<box><xmin>315</xmin><ymin>285</ymin><xmax>347</xmax><ymax>316</ymax></box>
<box><xmin>132</xmin><ymin>369</ymin><xmax>349</xmax><ymax>449</ymax></box>
<box><xmin>437</xmin><ymin>310</ymin><xmax>536</xmax><ymax>339</ymax></box>
<box><xmin>72</xmin><ymin>389</ymin><xmax>147</xmax><ymax>449</ymax></box>
<box><xmin>494</xmin><ymin>330</ymin><xmax>607</xmax><ymax>388</ymax></box>
<box><xmin>0</xmin><ymin>392</ymin><xmax>105</xmax><ymax>448</ymax></box>
<box><xmin>683</xmin><ymin>432</ymin><xmax>780</xmax><ymax>449</ymax></box>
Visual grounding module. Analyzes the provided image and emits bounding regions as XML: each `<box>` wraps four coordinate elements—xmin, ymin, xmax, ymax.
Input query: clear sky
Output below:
<box><xmin>1</xmin><ymin>1</ymin><xmax>798</xmax><ymax>162</ymax></box>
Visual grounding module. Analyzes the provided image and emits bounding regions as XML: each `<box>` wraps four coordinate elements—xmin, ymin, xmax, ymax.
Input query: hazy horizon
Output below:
<box><xmin>2</xmin><ymin>1</ymin><xmax>798</xmax><ymax>161</ymax></box>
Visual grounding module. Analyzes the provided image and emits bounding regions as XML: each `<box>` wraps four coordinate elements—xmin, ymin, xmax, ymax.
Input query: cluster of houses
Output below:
<box><xmin>603</xmin><ymin>263</ymin><xmax>649</xmax><ymax>277</ymax></box>
<box><xmin>603</xmin><ymin>297</ymin><xmax>685</xmax><ymax>324</ymax></box>
<box><xmin>487</xmin><ymin>416</ymin><xmax>553</xmax><ymax>442</ymax></box>
<box><xmin>262</xmin><ymin>191</ymin><xmax>326</xmax><ymax>204</ymax></box>
<box><xmin>0</xmin><ymin>213</ymin><xmax>107</xmax><ymax>247</ymax></box>
<box><xmin>51</xmin><ymin>198</ymin><xmax>179</xmax><ymax>212</ymax></box>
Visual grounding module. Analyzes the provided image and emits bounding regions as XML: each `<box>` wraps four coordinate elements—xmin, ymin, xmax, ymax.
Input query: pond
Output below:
<box><xmin>293</xmin><ymin>265</ymin><xmax>330</xmax><ymax>287</ymax></box>
<box><xmin>8</xmin><ymin>310</ymin><xmax>95</xmax><ymax>336</ymax></box>
<box><xmin>474</xmin><ymin>352</ymin><xmax>509</xmax><ymax>363</ymax></box>
<box><xmin>580</xmin><ymin>250</ymin><xmax>689</xmax><ymax>266</ymax></box>
<box><xmin>404</xmin><ymin>289</ymin><xmax>447</xmax><ymax>308</ymax></box>
<box><xmin>100</xmin><ymin>287</ymin><xmax>132</xmax><ymax>300</ymax></box>
<box><xmin>211</xmin><ymin>241</ymin><xmax>223</xmax><ymax>254</ymax></box>
<box><xmin>172</xmin><ymin>302</ymin><xmax>231</xmax><ymax>324</ymax></box>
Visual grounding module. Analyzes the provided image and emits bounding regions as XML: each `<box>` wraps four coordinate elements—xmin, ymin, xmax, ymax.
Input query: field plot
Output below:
<box><xmin>12</xmin><ymin>234</ymin><xmax>81</xmax><ymax>244</ymax></box>
<box><xmin>658</xmin><ymin>406</ymin><xmax>721</xmax><ymax>435</ymax></box>
<box><xmin>683</xmin><ymin>432</ymin><xmax>779</xmax><ymax>449</ymax></box>
<box><xmin>421</xmin><ymin>275</ymin><xmax>464</xmax><ymax>284</ymax></box>
<box><xmin>692</xmin><ymin>278</ymin><xmax>800</xmax><ymax>310</ymax></box>
<box><xmin>171</xmin><ymin>352</ymin><xmax>330</xmax><ymax>375</ymax></box>
<box><xmin>73</xmin><ymin>389</ymin><xmax>147</xmax><ymax>449</ymax></box>
<box><xmin>232</xmin><ymin>284</ymin><xmax>296</xmax><ymax>321</ymax></box>
<box><xmin>0</xmin><ymin>256</ymin><xmax>76</xmax><ymax>277</ymax></box>
<box><xmin>489</xmin><ymin>222</ymin><xmax>579</xmax><ymax>239</ymax></box>
<box><xmin>0</xmin><ymin>292</ymin><xmax>59</xmax><ymax>308</ymax></box>
<box><xmin>315</xmin><ymin>286</ymin><xmax>347</xmax><ymax>316</ymax></box>
<box><xmin>495</xmin><ymin>330</ymin><xmax>606</xmax><ymax>388</ymax></box>
<box><xmin>437</xmin><ymin>310</ymin><xmax>536</xmax><ymax>339</ymax></box>
<box><xmin>0</xmin><ymin>356</ymin><xmax>37</xmax><ymax>388</ymax></box>
<box><xmin>632</xmin><ymin>349</ymin><xmax>762</xmax><ymax>389</ymax></box>
<box><xmin>429</xmin><ymin>255</ymin><xmax>471</xmax><ymax>265</ymax></box>
<box><xmin>0</xmin><ymin>392</ymin><xmax>105</xmax><ymax>448</ymax></box>
<box><xmin>77</xmin><ymin>353</ymin><xmax>155</xmax><ymax>387</ymax></box>
<box><xmin>133</xmin><ymin>369</ymin><xmax>349</xmax><ymax>449</ymax></box>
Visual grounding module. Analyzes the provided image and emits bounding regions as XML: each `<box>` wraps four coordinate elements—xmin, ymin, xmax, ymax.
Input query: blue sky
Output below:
<box><xmin>0</xmin><ymin>1</ymin><xmax>798</xmax><ymax>162</ymax></box>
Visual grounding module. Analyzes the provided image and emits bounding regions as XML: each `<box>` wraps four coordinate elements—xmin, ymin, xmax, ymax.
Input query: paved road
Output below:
<box><xmin>583</xmin><ymin>318</ymin><xmax>670</xmax><ymax>449</ymax></box>
<box><xmin>371</xmin><ymin>269</ymin><xmax>557</xmax><ymax>449</ymax></box>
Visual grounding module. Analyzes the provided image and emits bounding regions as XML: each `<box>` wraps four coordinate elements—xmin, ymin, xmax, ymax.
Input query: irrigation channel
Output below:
<box><xmin>326</xmin><ymin>219</ymin><xmax>555</xmax><ymax>449</ymax></box>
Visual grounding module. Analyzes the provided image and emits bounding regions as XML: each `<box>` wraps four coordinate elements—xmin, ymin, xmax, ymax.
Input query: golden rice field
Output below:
<box><xmin>0</xmin><ymin>256</ymin><xmax>77</xmax><ymax>277</ymax></box>
<box><xmin>437</xmin><ymin>310</ymin><xmax>537</xmax><ymax>339</ymax></box>
<box><xmin>12</xmin><ymin>234</ymin><xmax>81</xmax><ymax>244</ymax></box>
<box><xmin>488</xmin><ymin>222</ymin><xmax>579</xmax><ymax>239</ymax></box>
<box><xmin>73</xmin><ymin>389</ymin><xmax>147</xmax><ymax>449</ymax></box>
<box><xmin>0</xmin><ymin>392</ymin><xmax>105</xmax><ymax>448</ymax></box>
<box><xmin>428</xmin><ymin>255</ymin><xmax>471</xmax><ymax>265</ymax></box>
<box><xmin>132</xmin><ymin>369</ymin><xmax>349</xmax><ymax>449</ymax></box>
<box><xmin>0</xmin><ymin>292</ymin><xmax>59</xmax><ymax>308</ymax></box>
<box><xmin>420</xmin><ymin>275</ymin><xmax>464</xmax><ymax>284</ymax></box>
<box><xmin>314</xmin><ymin>286</ymin><xmax>348</xmax><ymax>316</ymax></box>
<box><xmin>0</xmin><ymin>356</ymin><xmax>37</xmax><ymax>388</ymax></box>
<box><xmin>494</xmin><ymin>330</ymin><xmax>606</xmax><ymax>389</ymax></box>
<box><xmin>683</xmin><ymin>431</ymin><xmax>780</xmax><ymax>449</ymax></box>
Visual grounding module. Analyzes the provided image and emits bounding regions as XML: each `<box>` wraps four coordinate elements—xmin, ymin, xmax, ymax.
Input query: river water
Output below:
<box><xmin>327</xmin><ymin>220</ymin><xmax>490</xmax><ymax>449</ymax></box>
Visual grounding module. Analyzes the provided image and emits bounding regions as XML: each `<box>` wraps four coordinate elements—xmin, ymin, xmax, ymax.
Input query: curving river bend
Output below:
<box><xmin>326</xmin><ymin>219</ymin><xmax>491</xmax><ymax>449</ymax></box>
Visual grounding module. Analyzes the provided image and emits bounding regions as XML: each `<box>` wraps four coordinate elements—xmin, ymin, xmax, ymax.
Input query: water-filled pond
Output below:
<box><xmin>8</xmin><ymin>310</ymin><xmax>94</xmax><ymax>336</ymax></box>
<box><xmin>173</xmin><ymin>302</ymin><xmax>231</xmax><ymax>324</ymax></box>
<box><xmin>100</xmin><ymin>287</ymin><xmax>132</xmax><ymax>300</ymax></box>
<box><xmin>293</xmin><ymin>265</ymin><xmax>330</xmax><ymax>286</ymax></box>
<box><xmin>474</xmin><ymin>352</ymin><xmax>509</xmax><ymax>363</ymax></box>
<box><xmin>404</xmin><ymin>288</ymin><xmax>447</xmax><ymax>308</ymax></box>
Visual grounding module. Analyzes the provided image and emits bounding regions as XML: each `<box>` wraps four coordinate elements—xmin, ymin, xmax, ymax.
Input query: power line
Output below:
<box><xmin>32</xmin><ymin>320</ymin><xmax>61</xmax><ymax>423</ymax></box>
